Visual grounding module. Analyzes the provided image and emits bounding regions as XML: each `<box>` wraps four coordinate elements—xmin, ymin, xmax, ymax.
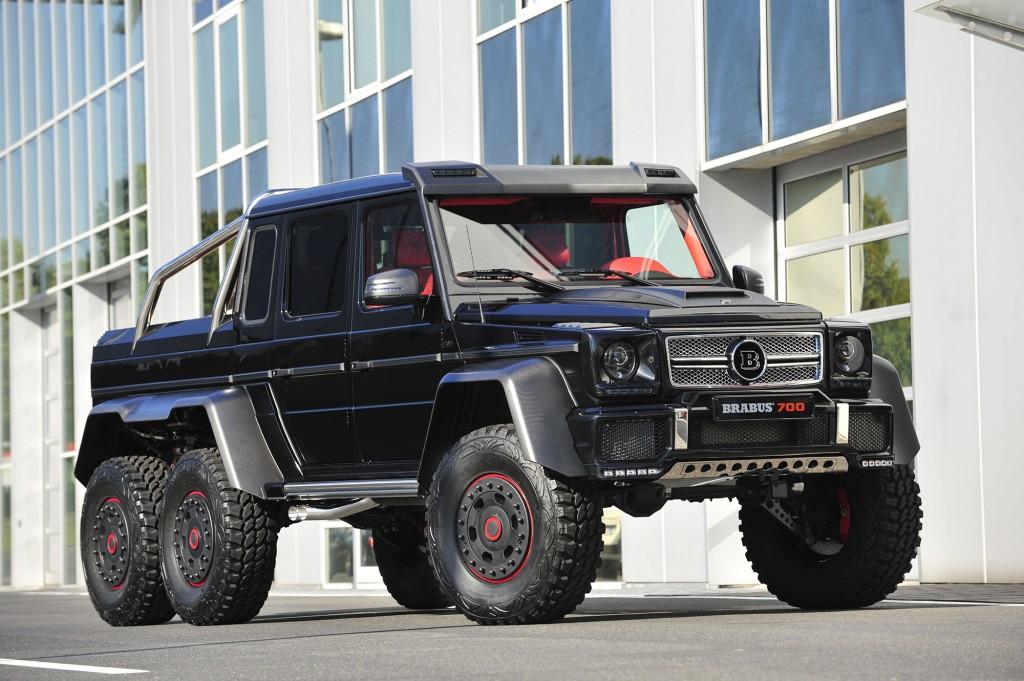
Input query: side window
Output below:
<box><xmin>240</xmin><ymin>225</ymin><xmax>277</xmax><ymax>324</ymax></box>
<box><xmin>363</xmin><ymin>197</ymin><xmax>432</xmax><ymax>301</ymax></box>
<box><xmin>286</xmin><ymin>210</ymin><xmax>349</xmax><ymax>317</ymax></box>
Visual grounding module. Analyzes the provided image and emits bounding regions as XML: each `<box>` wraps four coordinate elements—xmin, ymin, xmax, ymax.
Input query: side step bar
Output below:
<box><xmin>282</xmin><ymin>478</ymin><xmax>421</xmax><ymax>501</ymax></box>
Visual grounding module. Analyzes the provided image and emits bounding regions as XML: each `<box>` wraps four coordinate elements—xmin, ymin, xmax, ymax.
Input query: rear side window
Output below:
<box><xmin>286</xmin><ymin>210</ymin><xmax>349</xmax><ymax>317</ymax></box>
<box><xmin>241</xmin><ymin>226</ymin><xmax>277</xmax><ymax>323</ymax></box>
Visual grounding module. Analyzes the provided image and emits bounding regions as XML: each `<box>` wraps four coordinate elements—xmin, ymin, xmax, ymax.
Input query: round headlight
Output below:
<box><xmin>834</xmin><ymin>335</ymin><xmax>866</xmax><ymax>374</ymax></box>
<box><xmin>603</xmin><ymin>341</ymin><xmax>638</xmax><ymax>381</ymax></box>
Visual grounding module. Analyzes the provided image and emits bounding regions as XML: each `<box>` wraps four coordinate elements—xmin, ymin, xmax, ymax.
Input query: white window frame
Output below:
<box><xmin>312</xmin><ymin>0</ymin><xmax>414</xmax><ymax>182</ymax></box>
<box><xmin>775</xmin><ymin>132</ymin><xmax>912</xmax><ymax>400</ymax></box>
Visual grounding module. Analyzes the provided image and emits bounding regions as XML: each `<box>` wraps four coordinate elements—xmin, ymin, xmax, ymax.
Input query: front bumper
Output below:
<box><xmin>567</xmin><ymin>391</ymin><xmax>894</xmax><ymax>481</ymax></box>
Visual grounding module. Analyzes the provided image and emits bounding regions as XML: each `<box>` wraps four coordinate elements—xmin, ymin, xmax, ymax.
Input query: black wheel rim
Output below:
<box><xmin>456</xmin><ymin>473</ymin><xmax>532</xmax><ymax>583</ymax></box>
<box><xmin>173</xmin><ymin>490</ymin><xmax>214</xmax><ymax>587</ymax></box>
<box><xmin>91</xmin><ymin>497</ymin><xmax>130</xmax><ymax>590</ymax></box>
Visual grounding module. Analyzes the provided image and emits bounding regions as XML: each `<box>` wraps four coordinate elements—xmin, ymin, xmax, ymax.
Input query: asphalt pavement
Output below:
<box><xmin>0</xmin><ymin>584</ymin><xmax>1022</xmax><ymax>680</ymax></box>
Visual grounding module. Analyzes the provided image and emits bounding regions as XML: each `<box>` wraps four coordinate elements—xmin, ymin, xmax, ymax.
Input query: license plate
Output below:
<box><xmin>712</xmin><ymin>395</ymin><xmax>815</xmax><ymax>421</ymax></box>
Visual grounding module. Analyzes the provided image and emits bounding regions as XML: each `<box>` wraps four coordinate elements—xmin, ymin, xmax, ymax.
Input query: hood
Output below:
<box><xmin>459</xmin><ymin>286</ymin><xmax>822</xmax><ymax>326</ymax></box>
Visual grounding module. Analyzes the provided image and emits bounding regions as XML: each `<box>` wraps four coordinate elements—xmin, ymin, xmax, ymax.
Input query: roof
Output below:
<box><xmin>248</xmin><ymin>173</ymin><xmax>414</xmax><ymax>218</ymax></box>
<box><xmin>247</xmin><ymin>161</ymin><xmax>696</xmax><ymax>218</ymax></box>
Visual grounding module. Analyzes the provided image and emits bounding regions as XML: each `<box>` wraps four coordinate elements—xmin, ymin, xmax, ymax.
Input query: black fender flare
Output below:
<box><xmin>74</xmin><ymin>387</ymin><xmax>284</xmax><ymax>498</ymax></box>
<box><xmin>869</xmin><ymin>355</ymin><xmax>920</xmax><ymax>465</ymax></box>
<box><xmin>418</xmin><ymin>356</ymin><xmax>587</xmax><ymax>487</ymax></box>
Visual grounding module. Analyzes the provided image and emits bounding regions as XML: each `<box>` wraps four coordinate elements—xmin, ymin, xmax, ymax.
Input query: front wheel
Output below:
<box><xmin>159</xmin><ymin>448</ymin><xmax>279</xmax><ymax>625</ymax></box>
<box><xmin>426</xmin><ymin>424</ymin><xmax>604</xmax><ymax>625</ymax></box>
<box><xmin>739</xmin><ymin>465</ymin><xmax>922</xmax><ymax>609</ymax></box>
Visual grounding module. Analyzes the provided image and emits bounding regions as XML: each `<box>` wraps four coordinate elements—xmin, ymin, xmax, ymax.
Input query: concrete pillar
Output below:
<box><xmin>10</xmin><ymin>310</ymin><xmax>44</xmax><ymax>588</ymax></box>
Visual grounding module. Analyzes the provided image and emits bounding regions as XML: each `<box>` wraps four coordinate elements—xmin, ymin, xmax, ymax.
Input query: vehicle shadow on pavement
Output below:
<box><xmin>251</xmin><ymin>608</ymin><xmax>458</xmax><ymax>625</ymax></box>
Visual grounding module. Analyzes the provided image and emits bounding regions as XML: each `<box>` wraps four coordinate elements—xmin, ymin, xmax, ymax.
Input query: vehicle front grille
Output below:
<box><xmin>596</xmin><ymin>418</ymin><xmax>671</xmax><ymax>463</ymax></box>
<box><xmin>688</xmin><ymin>412</ymin><xmax>832</xmax><ymax>448</ymax></box>
<box><xmin>665</xmin><ymin>331</ymin><xmax>823</xmax><ymax>389</ymax></box>
<box><xmin>849</xmin><ymin>410</ymin><xmax>891</xmax><ymax>453</ymax></box>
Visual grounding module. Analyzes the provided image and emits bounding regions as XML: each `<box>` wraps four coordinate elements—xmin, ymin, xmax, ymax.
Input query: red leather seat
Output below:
<box><xmin>527</xmin><ymin>227</ymin><xmax>570</xmax><ymax>268</ymax></box>
<box><xmin>603</xmin><ymin>256</ymin><xmax>672</xmax><ymax>276</ymax></box>
<box><xmin>394</xmin><ymin>227</ymin><xmax>434</xmax><ymax>296</ymax></box>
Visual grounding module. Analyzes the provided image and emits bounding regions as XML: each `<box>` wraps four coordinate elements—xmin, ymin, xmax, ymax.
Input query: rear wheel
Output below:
<box><xmin>372</xmin><ymin>512</ymin><xmax>451</xmax><ymax>610</ymax></box>
<box><xmin>159</xmin><ymin>448</ymin><xmax>279</xmax><ymax>625</ymax></box>
<box><xmin>426</xmin><ymin>424</ymin><xmax>603</xmax><ymax>625</ymax></box>
<box><xmin>81</xmin><ymin>456</ymin><xmax>176</xmax><ymax>626</ymax></box>
<box><xmin>739</xmin><ymin>465</ymin><xmax>922</xmax><ymax>609</ymax></box>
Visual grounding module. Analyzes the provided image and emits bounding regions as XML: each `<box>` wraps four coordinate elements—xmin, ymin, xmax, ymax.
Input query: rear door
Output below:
<box><xmin>269</xmin><ymin>204</ymin><xmax>358</xmax><ymax>469</ymax></box>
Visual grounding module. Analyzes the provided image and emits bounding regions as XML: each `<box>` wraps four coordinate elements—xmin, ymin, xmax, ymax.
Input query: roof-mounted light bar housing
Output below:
<box><xmin>402</xmin><ymin>160</ymin><xmax>697</xmax><ymax>196</ymax></box>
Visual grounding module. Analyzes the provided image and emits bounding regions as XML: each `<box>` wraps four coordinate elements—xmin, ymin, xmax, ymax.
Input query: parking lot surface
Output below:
<box><xmin>0</xmin><ymin>584</ymin><xmax>1022</xmax><ymax>680</ymax></box>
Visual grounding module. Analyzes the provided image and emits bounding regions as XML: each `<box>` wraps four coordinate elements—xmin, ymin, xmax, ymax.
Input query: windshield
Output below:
<box><xmin>437</xmin><ymin>196</ymin><xmax>716</xmax><ymax>286</ymax></box>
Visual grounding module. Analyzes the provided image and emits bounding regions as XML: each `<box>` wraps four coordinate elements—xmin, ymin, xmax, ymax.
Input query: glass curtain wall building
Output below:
<box><xmin>0</xmin><ymin>0</ymin><xmax>149</xmax><ymax>586</ymax></box>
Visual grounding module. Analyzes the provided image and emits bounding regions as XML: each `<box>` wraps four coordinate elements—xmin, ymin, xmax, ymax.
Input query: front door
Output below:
<box><xmin>349</xmin><ymin>194</ymin><xmax>456</xmax><ymax>466</ymax></box>
<box><xmin>270</xmin><ymin>205</ymin><xmax>358</xmax><ymax>470</ymax></box>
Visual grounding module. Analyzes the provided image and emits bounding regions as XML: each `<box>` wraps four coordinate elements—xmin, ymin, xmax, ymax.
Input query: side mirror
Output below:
<box><xmin>732</xmin><ymin>265</ymin><xmax>764</xmax><ymax>295</ymax></box>
<box><xmin>364</xmin><ymin>268</ymin><xmax>424</xmax><ymax>307</ymax></box>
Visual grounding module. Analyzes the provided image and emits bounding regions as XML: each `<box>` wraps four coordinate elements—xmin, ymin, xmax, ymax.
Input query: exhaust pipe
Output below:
<box><xmin>287</xmin><ymin>498</ymin><xmax>379</xmax><ymax>523</ymax></box>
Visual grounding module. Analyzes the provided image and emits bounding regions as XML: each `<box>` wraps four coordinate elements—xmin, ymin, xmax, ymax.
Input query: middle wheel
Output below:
<box><xmin>426</xmin><ymin>424</ymin><xmax>604</xmax><ymax>625</ymax></box>
<box><xmin>159</xmin><ymin>448</ymin><xmax>279</xmax><ymax>625</ymax></box>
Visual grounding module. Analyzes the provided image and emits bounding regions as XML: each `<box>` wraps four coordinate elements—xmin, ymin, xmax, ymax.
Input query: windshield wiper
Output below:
<box><xmin>457</xmin><ymin>268</ymin><xmax>565</xmax><ymax>293</ymax></box>
<box><xmin>557</xmin><ymin>267</ymin><xmax>659</xmax><ymax>286</ymax></box>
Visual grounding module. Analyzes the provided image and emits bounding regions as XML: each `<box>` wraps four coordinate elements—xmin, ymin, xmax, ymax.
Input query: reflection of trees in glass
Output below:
<box><xmin>328</xmin><ymin>527</ymin><xmax>354</xmax><ymax>583</ymax></box>
<box><xmin>857</xmin><ymin>194</ymin><xmax>909</xmax><ymax>310</ymax></box>
<box><xmin>872</xmin><ymin>317</ymin><xmax>912</xmax><ymax>387</ymax></box>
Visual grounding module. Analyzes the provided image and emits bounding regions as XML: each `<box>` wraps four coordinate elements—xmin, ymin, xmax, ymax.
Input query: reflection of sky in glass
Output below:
<box><xmin>41</xmin><ymin>128</ymin><xmax>56</xmax><ymax>252</ymax></box>
<box><xmin>71</xmin><ymin>107</ymin><xmax>89</xmax><ymax>236</ymax></box>
<box><xmin>57</xmin><ymin>120</ymin><xmax>71</xmax><ymax>243</ymax></box>
<box><xmin>90</xmin><ymin>95</ymin><xmax>109</xmax><ymax>227</ymax></box>
<box><xmin>478</xmin><ymin>0</ymin><xmax>515</xmax><ymax>33</ymax></box>
<box><xmin>352</xmin><ymin>0</ymin><xmax>378</xmax><ymax>89</ymax></box>
<box><xmin>111</xmin><ymin>82</ymin><xmax>130</xmax><ymax>218</ymax></box>
<box><xmin>319</xmin><ymin>108</ymin><xmax>349</xmax><ymax>183</ymax></box>
<box><xmin>769</xmin><ymin>0</ymin><xmax>830</xmax><ymax>140</ymax></box>
<box><xmin>480</xmin><ymin>30</ymin><xmax>518</xmax><ymax>164</ymax></box>
<box><xmin>317</xmin><ymin>0</ymin><xmax>345</xmax><ymax>110</ymax></box>
<box><xmin>222</xmin><ymin>159</ymin><xmax>244</xmax><ymax>224</ymax></box>
<box><xmin>24</xmin><ymin>2</ymin><xmax>37</xmax><ymax>130</ymax></box>
<box><xmin>570</xmin><ymin>0</ymin><xmax>612</xmax><ymax>164</ymax></box>
<box><xmin>706</xmin><ymin>0</ymin><xmax>761</xmax><ymax>158</ymax></box>
<box><xmin>244</xmin><ymin>0</ymin><xmax>267</xmax><ymax>145</ymax></box>
<box><xmin>7</xmin><ymin>2</ymin><xmax>22</xmax><ymax>140</ymax></box>
<box><xmin>39</xmin><ymin>0</ymin><xmax>54</xmax><ymax>122</ymax></box>
<box><xmin>523</xmin><ymin>8</ymin><xmax>563</xmax><ymax>164</ymax></box>
<box><xmin>219</xmin><ymin>18</ymin><xmax>241</xmax><ymax>150</ymax></box>
<box><xmin>384</xmin><ymin>78</ymin><xmax>414</xmax><ymax>172</ymax></box>
<box><xmin>88</xmin><ymin>0</ymin><xmax>105</xmax><ymax>92</ymax></box>
<box><xmin>195</xmin><ymin>24</ymin><xmax>216</xmax><ymax>168</ymax></box>
<box><xmin>382</xmin><ymin>0</ymin><xmax>411</xmax><ymax>79</ymax></box>
<box><xmin>247</xmin><ymin>147</ymin><xmax>269</xmax><ymax>200</ymax></box>
<box><xmin>350</xmin><ymin>95</ymin><xmax>380</xmax><ymax>178</ymax></box>
<box><xmin>839</xmin><ymin>0</ymin><xmax>905</xmax><ymax>117</ymax></box>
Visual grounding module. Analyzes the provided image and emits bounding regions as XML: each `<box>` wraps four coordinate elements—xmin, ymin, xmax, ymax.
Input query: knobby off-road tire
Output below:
<box><xmin>372</xmin><ymin>513</ymin><xmax>452</xmax><ymax>610</ymax></box>
<box><xmin>159</xmin><ymin>448</ymin><xmax>279</xmax><ymax>625</ymax></box>
<box><xmin>426</xmin><ymin>424</ymin><xmax>603</xmax><ymax>625</ymax></box>
<box><xmin>739</xmin><ymin>464</ymin><xmax>922</xmax><ymax>609</ymax></box>
<box><xmin>81</xmin><ymin>456</ymin><xmax>176</xmax><ymax>626</ymax></box>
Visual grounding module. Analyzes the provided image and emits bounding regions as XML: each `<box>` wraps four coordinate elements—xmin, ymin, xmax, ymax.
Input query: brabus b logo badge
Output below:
<box><xmin>728</xmin><ymin>339</ymin><xmax>768</xmax><ymax>383</ymax></box>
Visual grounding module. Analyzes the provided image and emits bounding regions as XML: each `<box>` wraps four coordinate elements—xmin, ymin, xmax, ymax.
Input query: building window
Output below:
<box><xmin>316</xmin><ymin>0</ymin><xmax>414</xmax><ymax>183</ymax></box>
<box><xmin>705</xmin><ymin>0</ymin><xmax>761</xmax><ymax>159</ymax></box>
<box><xmin>476</xmin><ymin>0</ymin><xmax>612</xmax><ymax>166</ymax></box>
<box><xmin>324</xmin><ymin>525</ymin><xmax>381</xmax><ymax>586</ymax></box>
<box><xmin>777</xmin><ymin>148</ymin><xmax>912</xmax><ymax>394</ymax></box>
<box><xmin>193</xmin><ymin>0</ymin><xmax>268</xmax><ymax>310</ymax></box>
<box><xmin>703</xmin><ymin>0</ymin><xmax>906</xmax><ymax>161</ymax></box>
<box><xmin>0</xmin><ymin>0</ymin><xmax>149</xmax><ymax>317</ymax></box>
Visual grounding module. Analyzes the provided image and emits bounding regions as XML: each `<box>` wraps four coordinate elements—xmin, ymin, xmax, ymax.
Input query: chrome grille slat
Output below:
<box><xmin>665</xmin><ymin>331</ymin><xmax>823</xmax><ymax>389</ymax></box>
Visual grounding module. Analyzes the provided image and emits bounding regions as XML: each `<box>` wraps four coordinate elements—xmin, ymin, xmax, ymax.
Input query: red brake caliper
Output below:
<box><xmin>837</xmin><ymin>485</ymin><xmax>851</xmax><ymax>544</ymax></box>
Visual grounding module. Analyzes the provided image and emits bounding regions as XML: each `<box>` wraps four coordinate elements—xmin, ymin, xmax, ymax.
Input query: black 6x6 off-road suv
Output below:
<box><xmin>76</xmin><ymin>162</ymin><xmax>922</xmax><ymax>626</ymax></box>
